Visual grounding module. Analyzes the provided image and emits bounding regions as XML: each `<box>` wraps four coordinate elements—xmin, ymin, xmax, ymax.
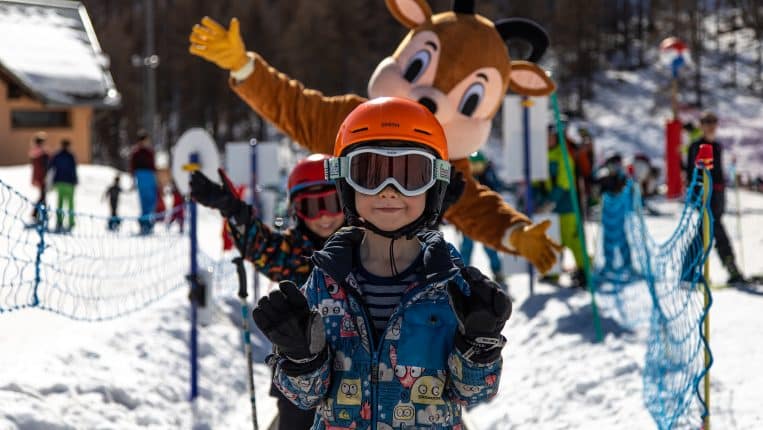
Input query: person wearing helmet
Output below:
<box><xmin>252</xmin><ymin>97</ymin><xmax>512</xmax><ymax>429</ymax></box>
<box><xmin>189</xmin><ymin>153</ymin><xmax>344</xmax><ymax>430</ymax></box>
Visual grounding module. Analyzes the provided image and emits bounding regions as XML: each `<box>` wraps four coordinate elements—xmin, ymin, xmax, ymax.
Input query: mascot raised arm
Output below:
<box><xmin>189</xmin><ymin>0</ymin><xmax>562</xmax><ymax>272</ymax></box>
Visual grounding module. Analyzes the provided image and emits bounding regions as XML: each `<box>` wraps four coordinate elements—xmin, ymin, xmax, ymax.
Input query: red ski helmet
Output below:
<box><xmin>288</xmin><ymin>153</ymin><xmax>334</xmax><ymax>200</ymax></box>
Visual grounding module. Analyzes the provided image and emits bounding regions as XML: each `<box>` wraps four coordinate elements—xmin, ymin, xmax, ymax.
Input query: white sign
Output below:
<box><xmin>171</xmin><ymin>128</ymin><xmax>220</xmax><ymax>195</ymax></box>
<box><xmin>224</xmin><ymin>141</ymin><xmax>285</xmax><ymax>225</ymax></box>
<box><xmin>500</xmin><ymin>95</ymin><xmax>550</xmax><ymax>183</ymax></box>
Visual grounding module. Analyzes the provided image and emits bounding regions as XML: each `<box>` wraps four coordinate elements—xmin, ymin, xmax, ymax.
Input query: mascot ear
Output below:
<box><xmin>494</xmin><ymin>18</ymin><xmax>550</xmax><ymax>63</ymax></box>
<box><xmin>386</xmin><ymin>0</ymin><xmax>432</xmax><ymax>29</ymax></box>
<box><xmin>507</xmin><ymin>61</ymin><xmax>556</xmax><ymax>97</ymax></box>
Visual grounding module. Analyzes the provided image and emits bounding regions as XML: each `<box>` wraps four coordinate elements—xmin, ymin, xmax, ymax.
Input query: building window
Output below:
<box><xmin>7</xmin><ymin>81</ymin><xmax>23</xmax><ymax>99</ymax></box>
<box><xmin>11</xmin><ymin>110</ymin><xmax>70</xmax><ymax>128</ymax></box>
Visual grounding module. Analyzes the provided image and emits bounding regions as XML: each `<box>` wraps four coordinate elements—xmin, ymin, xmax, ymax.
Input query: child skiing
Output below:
<box><xmin>189</xmin><ymin>153</ymin><xmax>345</xmax><ymax>430</ymax></box>
<box><xmin>252</xmin><ymin>97</ymin><xmax>512</xmax><ymax>429</ymax></box>
<box><xmin>104</xmin><ymin>174</ymin><xmax>123</xmax><ymax>231</ymax></box>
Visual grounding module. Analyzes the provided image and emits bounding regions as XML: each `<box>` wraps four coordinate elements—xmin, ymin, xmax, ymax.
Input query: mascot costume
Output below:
<box><xmin>189</xmin><ymin>0</ymin><xmax>562</xmax><ymax>273</ymax></box>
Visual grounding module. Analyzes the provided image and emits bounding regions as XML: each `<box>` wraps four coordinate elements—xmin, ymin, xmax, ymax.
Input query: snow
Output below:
<box><xmin>0</xmin><ymin>162</ymin><xmax>761</xmax><ymax>429</ymax></box>
<box><xmin>0</xmin><ymin>1</ymin><xmax>119</xmax><ymax>106</ymax></box>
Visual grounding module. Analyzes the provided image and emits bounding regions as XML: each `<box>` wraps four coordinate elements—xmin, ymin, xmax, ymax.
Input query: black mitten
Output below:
<box><xmin>189</xmin><ymin>170</ymin><xmax>251</xmax><ymax>226</ymax></box>
<box><xmin>417</xmin><ymin>230</ymin><xmax>460</xmax><ymax>283</ymax></box>
<box><xmin>311</xmin><ymin>227</ymin><xmax>365</xmax><ymax>280</ymax></box>
<box><xmin>252</xmin><ymin>281</ymin><xmax>326</xmax><ymax>374</ymax></box>
<box><xmin>447</xmin><ymin>266</ymin><xmax>512</xmax><ymax>363</ymax></box>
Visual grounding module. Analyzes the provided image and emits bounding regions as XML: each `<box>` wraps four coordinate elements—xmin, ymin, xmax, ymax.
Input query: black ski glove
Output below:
<box><xmin>311</xmin><ymin>226</ymin><xmax>365</xmax><ymax>281</ymax></box>
<box><xmin>189</xmin><ymin>170</ymin><xmax>251</xmax><ymax>226</ymax></box>
<box><xmin>417</xmin><ymin>230</ymin><xmax>461</xmax><ymax>284</ymax></box>
<box><xmin>447</xmin><ymin>266</ymin><xmax>512</xmax><ymax>363</ymax></box>
<box><xmin>252</xmin><ymin>281</ymin><xmax>327</xmax><ymax>375</ymax></box>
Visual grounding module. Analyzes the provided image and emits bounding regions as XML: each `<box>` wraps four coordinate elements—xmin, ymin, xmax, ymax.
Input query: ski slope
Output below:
<box><xmin>1</xmin><ymin>163</ymin><xmax>761</xmax><ymax>429</ymax></box>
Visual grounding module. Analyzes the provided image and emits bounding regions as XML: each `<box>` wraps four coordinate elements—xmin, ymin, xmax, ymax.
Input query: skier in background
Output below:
<box><xmin>48</xmin><ymin>139</ymin><xmax>78</xmax><ymax>233</ymax></box>
<box><xmin>28</xmin><ymin>131</ymin><xmax>49</xmax><ymax>223</ymax></box>
<box><xmin>103</xmin><ymin>174</ymin><xmax>123</xmax><ymax>231</ymax></box>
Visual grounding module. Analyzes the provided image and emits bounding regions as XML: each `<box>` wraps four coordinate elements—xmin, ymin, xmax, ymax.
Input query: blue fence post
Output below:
<box><xmin>522</xmin><ymin>96</ymin><xmax>535</xmax><ymax>296</ymax></box>
<box><xmin>32</xmin><ymin>203</ymin><xmax>48</xmax><ymax>307</ymax></box>
<box><xmin>189</xmin><ymin>152</ymin><xmax>199</xmax><ymax>401</ymax></box>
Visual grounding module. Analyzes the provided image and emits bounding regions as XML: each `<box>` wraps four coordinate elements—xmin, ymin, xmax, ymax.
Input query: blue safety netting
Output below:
<box><xmin>0</xmin><ymin>178</ymin><xmax>239</xmax><ymax>321</ymax></box>
<box><xmin>593</xmin><ymin>169</ymin><xmax>713</xmax><ymax>429</ymax></box>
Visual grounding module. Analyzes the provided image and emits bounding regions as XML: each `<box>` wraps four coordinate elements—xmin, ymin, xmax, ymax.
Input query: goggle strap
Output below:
<box><xmin>325</xmin><ymin>157</ymin><xmax>348</xmax><ymax>181</ymax></box>
<box><xmin>434</xmin><ymin>159</ymin><xmax>451</xmax><ymax>184</ymax></box>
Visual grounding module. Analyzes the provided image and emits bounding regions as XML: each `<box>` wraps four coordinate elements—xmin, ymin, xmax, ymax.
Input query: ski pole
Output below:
<box><xmin>233</xmin><ymin>256</ymin><xmax>259</xmax><ymax>430</ymax></box>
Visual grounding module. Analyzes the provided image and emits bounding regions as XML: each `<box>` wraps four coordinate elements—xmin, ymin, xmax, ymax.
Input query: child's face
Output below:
<box><xmin>304</xmin><ymin>213</ymin><xmax>345</xmax><ymax>238</ymax></box>
<box><xmin>355</xmin><ymin>185</ymin><xmax>426</xmax><ymax>232</ymax></box>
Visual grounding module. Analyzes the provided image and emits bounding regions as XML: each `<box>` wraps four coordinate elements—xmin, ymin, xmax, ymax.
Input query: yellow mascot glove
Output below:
<box><xmin>508</xmin><ymin>220</ymin><xmax>564</xmax><ymax>274</ymax></box>
<box><xmin>189</xmin><ymin>17</ymin><xmax>249</xmax><ymax>72</ymax></box>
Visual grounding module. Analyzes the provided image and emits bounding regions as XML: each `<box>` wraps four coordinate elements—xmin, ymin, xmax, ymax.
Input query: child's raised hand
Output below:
<box><xmin>447</xmin><ymin>266</ymin><xmax>512</xmax><ymax>363</ymax></box>
<box><xmin>189</xmin><ymin>170</ymin><xmax>250</xmax><ymax>223</ymax></box>
<box><xmin>252</xmin><ymin>281</ymin><xmax>326</xmax><ymax>365</ymax></box>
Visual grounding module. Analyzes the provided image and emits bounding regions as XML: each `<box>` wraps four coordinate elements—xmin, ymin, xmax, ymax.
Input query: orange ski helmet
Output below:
<box><xmin>333</xmin><ymin>97</ymin><xmax>448</xmax><ymax>160</ymax></box>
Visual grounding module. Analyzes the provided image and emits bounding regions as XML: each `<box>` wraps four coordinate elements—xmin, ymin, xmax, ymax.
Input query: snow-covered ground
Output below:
<box><xmin>0</xmin><ymin>159</ymin><xmax>761</xmax><ymax>430</ymax></box>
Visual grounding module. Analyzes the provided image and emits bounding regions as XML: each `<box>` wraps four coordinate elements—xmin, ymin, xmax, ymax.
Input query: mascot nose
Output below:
<box><xmin>417</xmin><ymin>97</ymin><xmax>438</xmax><ymax>115</ymax></box>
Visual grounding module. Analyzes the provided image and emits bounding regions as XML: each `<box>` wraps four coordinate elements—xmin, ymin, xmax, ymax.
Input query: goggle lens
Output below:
<box><xmin>349</xmin><ymin>152</ymin><xmax>433</xmax><ymax>194</ymax></box>
<box><xmin>293</xmin><ymin>190</ymin><xmax>342</xmax><ymax>220</ymax></box>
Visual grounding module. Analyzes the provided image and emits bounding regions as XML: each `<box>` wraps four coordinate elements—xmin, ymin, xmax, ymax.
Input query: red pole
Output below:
<box><xmin>665</xmin><ymin>119</ymin><xmax>684</xmax><ymax>199</ymax></box>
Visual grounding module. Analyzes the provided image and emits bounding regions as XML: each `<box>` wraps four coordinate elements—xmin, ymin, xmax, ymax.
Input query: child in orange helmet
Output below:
<box><xmin>253</xmin><ymin>97</ymin><xmax>511</xmax><ymax>429</ymax></box>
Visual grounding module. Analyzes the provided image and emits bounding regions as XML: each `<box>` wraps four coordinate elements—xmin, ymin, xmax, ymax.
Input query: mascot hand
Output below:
<box><xmin>508</xmin><ymin>220</ymin><xmax>564</xmax><ymax>274</ymax></box>
<box><xmin>189</xmin><ymin>17</ymin><xmax>248</xmax><ymax>71</ymax></box>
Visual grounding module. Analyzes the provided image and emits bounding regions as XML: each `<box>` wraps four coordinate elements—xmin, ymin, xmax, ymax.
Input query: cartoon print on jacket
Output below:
<box><xmin>269</xmin><ymin>233</ymin><xmax>502</xmax><ymax>429</ymax></box>
<box><xmin>190</xmin><ymin>0</ymin><xmax>557</xmax><ymax>256</ymax></box>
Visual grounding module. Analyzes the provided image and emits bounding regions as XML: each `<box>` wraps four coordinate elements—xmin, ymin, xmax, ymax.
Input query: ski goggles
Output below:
<box><xmin>326</xmin><ymin>147</ymin><xmax>450</xmax><ymax>197</ymax></box>
<box><xmin>292</xmin><ymin>189</ymin><xmax>342</xmax><ymax>221</ymax></box>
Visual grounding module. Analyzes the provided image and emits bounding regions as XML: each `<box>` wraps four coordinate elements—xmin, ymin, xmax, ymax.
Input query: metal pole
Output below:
<box><xmin>234</xmin><ymin>256</ymin><xmax>259</xmax><ymax>430</ymax></box>
<box><xmin>522</xmin><ymin>96</ymin><xmax>535</xmax><ymax>296</ymax></box>
<box><xmin>249</xmin><ymin>139</ymin><xmax>260</xmax><ymax>301</ymax></box>
<box><xmin>189</xmin><ymin>152</ymin><xmax>199</xmax><ymax>400</ymax></box>
<box><xmin>144</xmin><ymin>0</ymin><xmax>158</xmax><ymax>151</ymax></box>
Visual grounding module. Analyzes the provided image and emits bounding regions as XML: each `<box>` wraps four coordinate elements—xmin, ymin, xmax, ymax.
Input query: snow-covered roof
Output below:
<box><xmin>0</xmin><ymin>0</ymin><xmax>120</xmax><ymax>108</ymax></box>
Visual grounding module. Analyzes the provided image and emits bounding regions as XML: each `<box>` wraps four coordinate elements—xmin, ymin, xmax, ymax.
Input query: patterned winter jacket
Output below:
<box><xmin>271</xmin><ymin>230</ymin><xmax>503</xmax><ymax>430</ymax></box>
<box><xmin>232</xmin><ymin>217</ymin><xmax>319</xmax><ymax>285</ymax></box>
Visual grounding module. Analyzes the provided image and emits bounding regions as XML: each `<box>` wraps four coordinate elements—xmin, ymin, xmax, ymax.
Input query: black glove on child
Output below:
<box><xmin>447</xmin><ymin>266</ymin><xmax>512</xmax><ymax>363</ymax></box>
<box><xmin>252</xmin><ymin>281</ymin><xmax>327</xmax><ymax>375</ymax></box>
<box><xmin>189</xmin><ymin>170</ymin><xmax>251</xmax><ymax>226</ymax></box>
<box><xmin>417</xmin><ymin>230</ymin><xmax>461</xmax><ymax>283</ymax></box>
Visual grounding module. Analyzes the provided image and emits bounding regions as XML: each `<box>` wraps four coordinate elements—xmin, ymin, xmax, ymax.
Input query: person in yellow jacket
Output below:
<box><xmin>536</xmin><ymin>125</ymin><xmax>586</xmax><ymax>287</ymax></box>
<box><xmin>187</xmin><ymin>3</ymin><xmax>563</xmax><ymax>275</ymax></box>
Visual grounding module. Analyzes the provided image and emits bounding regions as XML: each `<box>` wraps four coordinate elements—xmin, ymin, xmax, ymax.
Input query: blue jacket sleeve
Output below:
<box><xmin>271</xmin><ymin>269</ymin><xmax>332</xmax><ymax>409</ymax></box>
<box><xmin>446</xmin><ymin>348</ymin><xmax>503</xmax><ymax>406</ymax></box>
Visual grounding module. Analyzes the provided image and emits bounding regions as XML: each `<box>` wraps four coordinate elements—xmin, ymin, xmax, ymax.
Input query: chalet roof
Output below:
<box><xmin>0</xmin><ymin>0</ymin><xmax>120</xmax><ymax>107</ymax></box>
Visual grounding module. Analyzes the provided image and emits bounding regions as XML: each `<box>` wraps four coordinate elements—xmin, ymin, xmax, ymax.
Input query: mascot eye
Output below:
<box><xmin>395</xmin><ymin>365</ymin><xmax>407</xmax><ymax>377</ymax></box>
<box><xmin>409</xmin><ymin>367</ymin><xmax>422</xmax><ymax>377</ymax></box>
<box><xmin>458</xmin><ymin>83</ymin><xmax>485</xmax><ymax>117</ymax></box>
<box><xmin>403</xmin><ymin>50</ymin><xmax>431</xmax><ymax>83</ymax></box>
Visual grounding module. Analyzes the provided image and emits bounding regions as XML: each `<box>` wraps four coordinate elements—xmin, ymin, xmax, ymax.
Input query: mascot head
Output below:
<box><xmin>369</xmin><ymin>0</ymin><xmax>556</xmax><ymax>159</ymax></box>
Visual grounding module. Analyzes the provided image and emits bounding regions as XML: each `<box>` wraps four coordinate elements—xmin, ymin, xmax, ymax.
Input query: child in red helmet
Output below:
<box><xmin>252</xmin><ymin>97</ymin><xmax>511</xmax><ymax>429</ymax></box>
<box><xmin>189</xmin><ymin>153</ymin><xmax>344</xmax><ymax>430</ymax></box>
